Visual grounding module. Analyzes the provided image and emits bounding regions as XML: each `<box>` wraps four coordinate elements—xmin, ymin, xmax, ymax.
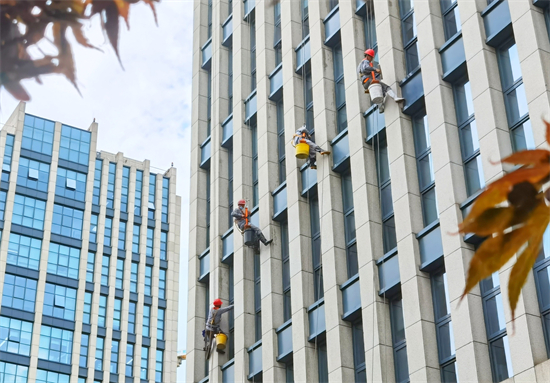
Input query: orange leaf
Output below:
<box><xmin>500</xmin><ymin>149</ymin><xmax>550</xmax><ymax>167</ymax></box>
<box><xmin>546</xmin><ymin>120</ymin><xmax>550</xmax><ymax>146</ymax></box>
<box><xmin>70</xmin><ymin>22</ymin><xmax>100</xmax><ymax>50</ymax></box>
<box><xmin>488</xmin><ymin>164</ymin><xmax>550</xmax><ymax>191</ymax></box>
<box><xmin>113</xmin><ymin>0</ymin><xmax>130</xmax><ymax>28</ymax></box>
<box><xmin>460</xmin><ymin>187</ymin><xmax>508</xmax><ymax>232</ymax></box>
<box><xmin>458</xmin><ymin>206</ymin><xmax>514</xmax><ymax>236</ymax></box>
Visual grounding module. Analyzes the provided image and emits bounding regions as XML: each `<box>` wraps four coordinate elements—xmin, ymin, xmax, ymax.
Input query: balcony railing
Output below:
<box><xmin>400</xmin><ymin>68</ymin><xmax>424</xmax><ymax>116</ymax></box>
<box><xmin>377</xmin><ymin>249</ymin><xmax>400</xmax><ymax>296</ymax></box>
<box><xmin>296</xmin><ymin>37</ymin><xmax>311</xmax><ymax>74</ymax></box>
<box><xmin>245</xmin><ymin>91</ymin><xmax>257</xmax><ymax>123</ymax></box>
<box><xmin>276</xmin><ymin>320</ymin><xmax>293</xmax><ymax>362</ymax></box>
<box><xmin>482</xmin><ymin>0</ymin><xmax>512</xmax><ymax>47</ymax></box>
<box><xmin>439</xmin><ymin>33</ymin><xmax>466</xmax><ymax>82</ymax></box>
<box><xmin>301</xmin><ymin>165</ymin><xmax>317</xmax><ymax>197</ymax></box>
<box><xmin>324</xmin><ymin>6</ymin><xmax>341</xmax><ymax>46</ymax></box>
<box><xmin>331</xmin><ymin>129</ymin><xmax>350</xmax><ymax>172</ymax></box>
<box><xmin>222</xmin><ymin>228</ymin><xmax>234</xmax><ymax>263</ymax></box>
<box><xmin>221</xmin><ymin>115</ymin><xmax>233</xmax><ymax>148</ymax></box>
<box><xmin>198</xmin><ymin>248</ymin><xmax>210</xmax><ymax>283</ymax></box>
<box><xmin>269</xmin><ymin>64</ymin><xmax>283</xmax><ymax>101</ymax></box>
<box><xmin>248</xmin><ymin>340</ymin><xmax>262</xmax><ymax>380</ymax></box>
<box><xmin>222</xmin><ymin>15</ymin><xmax>233</xmax><ymax>47</ymax></box>
<box><xmin>272</xmin><ymin>182</ymin><xmax>287</xmax><ymax>221</ymax></box>
<box><xmin>200</xmin><ymin>136</ymin><xmax>211</xmax><ymax>169</ymax></box>
<box><xmin>308</xmin><ymin>299</ymin><xmax>326</xmax><ymax>341</ymax></box>
<box><xmin>201</xmin><ymin>38</ymin><xmax>212</xmax><ymax>70</ymax></box>
<box><xmin>341</xmin><ymin>274</ymin><xmax>361</xmax><ymax>321</ymax></box>
<box><xmin>417</xmin><ymin>221</ymin><xmax>444</xmax><ymax>272</ymax></box>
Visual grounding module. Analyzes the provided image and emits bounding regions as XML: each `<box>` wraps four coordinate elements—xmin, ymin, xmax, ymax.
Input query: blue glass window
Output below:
<box><xmin>128</xmin><ymin>301</ymin><xmax>137</xmax><ymax>334</ymax></box>
<box><xmin>86</xmin><ymin>252</ymin><xmax>95</xmax><ymax>283</ymax></box>
<box><xmin>48</xmin><ymin>243</ymin><xmax>80</xmax><ymax>279</ymax></box>
<box><xmin>101</xmin><ymin>255</ymin><xmax>110</xmax><ymax>286</ymax></box>
<box><xmin>2</xmin><ymin>134</ymin><xmax>15</xmax><ymax>182</ymax></box>
<box><xmin>441</xmin><ymin>0</ymin><xmax>461</xmax><ymax>40</ymax></box>
<box><xmin>93</xmin><ymin>160</ymin><xmax>102</xmax><ymax>205</ymax></box>
<box><xmin>160</xmin><ymin>231</ymin><xmax>167</xmax><ymax>260</ymax></box>
<box><xmin>310</xmin><ymin>194</ymin><xmax>323</xmax><ymax>301</ymax></box>
<box><xmin>111</xmin><ymin>340</ymin><xmax>120</xmax><ymax>374</ymax></box>
<box><xmin>135</xmin><ymin>170</ymin><xmax>143</xmax><ymax>215</ymax></box>
<box><xmin>145</xmin><ymin>266</ymin><xmax>152</xmax><ymax>296</ymax></box>
<box><xmin>155</xmin><ymin>349</ymin><xmax>163</xmax><ymax>382</ymax></box>
<box><xmin>7</xmin><ymin>233</ymin><xmax>41</xmax><ymax>270</ymax></box>
<box><xmin>107</xmin><ymin>163</ymin><xmax>116</xmax><ymax>209</ymax></box>
<box><xmin>352</xmin><ymin>321</ymin><xmax>366</xmax><ymax>382</ymax></box>
<box><xmin>132</xmin><ymin>224</ymin><xmax>140</xmax><ymax>253</ymax></box>
<box><xmin>157</xmin><ymin>308</ymin><xmax>165</xmax><ymax>340</ymax></box>
<box><xmin>95</xmin><ymin>337</ymin><xmax>104</xmax><ymax>370</ymax></box>
<box><xmin>83</xmin><ymin>292</ymin><xmax>92</xmax><ymax>325</ymax></box>
<box><xmin>0</xmin><ymin>316</ymin><xmax>33</xmax><ymax>356</ymax></box>
<box><xmin>121</xmin><ymin>167</ymin><xmax>130</xmax><ymax>212</ymax></box>
<box><xmin>159</xmin><ymin>269</ymin><xmax>166</xmax><ymax>300</ymax></box>
<box><xmin>36</xmin><ymin>370</ymin><xmax>70</xmax><ymax>383</ymax></box>
<box><xmin>12</xmin><ymin>194</ymin><xmax>46</xmax><ymax>230</ymax></box>
<box><xmin>141</xmin><ymin>347</ymin><xmax>149</xmax><ymax>380</ymax></box>
<box><xmin>399</xmin><ymin>0</ymin><xmax>419</xmax><ymax>74</ymax></box>
<box><xmin>47</xmin><ymin>242</ymin><xmax>80</xmax><ymax>279</ymax></box>
<box><xmin>148</xmin><ymin>174</ymin><xmax>156</xmax><ymax>220</ymax></box>
<box><xmin>17</xmin><ymin>158</ymin><xmax>50</xmax><ymax>192</ymax></box>
<box><xmin>55</xmin><ymin>168</ymin><xmax>86</xmax><ymax>201</ymax></box>
<box><xmin>333</xmin><ymin>43</ymin><xmax>347</xmax><ymax>133</ymax></box>
<box><xmin>146</xmin><ymin>228</ymin><xmax>153</xmax><ymax>257</ymax></box>
<box><xmin>104</xmin><ymin>217</ymin><xmax>113</xmax><ymax>247</ymax></box>
<box><xmin>43</xmin><ymin>283</ymin><xmax>77</xmax><ymax>320</ymax></box>
<box><xmin>162</xmin><ymin>178</ymin><xmax>169</xmax><ymax>223</ymax></box>
<box><xmin>341</xmin><ymin>171</ymin><xmax>357</xmax><ymax>278</ymax></box>
<box><xmin>98</xmin><ymin>295</ymin><xmax>107</xmax><ymax>328</ymax></box>
<box><xmin>52</xmin><ymin>204</ymin><xmax>83</xmax><ymax>239</ymax></box>
<box><xmin>22</xmin><ymin>115</ymin><xmax>54</xmax><ymax>155</ymax></box>
<box><xmin>390</xmin><ymin>298</ymin><xmax>409</xmax><ymax>383</ymax></box>
<box><xmin>118</xmin><ymin>221</ymin><xmax>127</xmax><ymax>250</ymax></box>
<box><xmin>38</xmin><ymin>325</ymin><xmax>73</xmax><ymax>364</ymax></box>
<box><xmin>113</xmin><ymin>298</ymin><xmax>122</xmax><ymax>331</ymax></box>
<box><xmin>143</xmin><ymin>305</ymin><xmax>151</xmax><ymax>337</ymax></box>
<box><xmin>251</xmin><ymin>124</ymin><xmax>259</xmax><ymax>208</ymax></box>
<box><xmin>126</xmin><ymin>343</ymin><xmax>134</xmax><ymax>377</ymax></box>
<box><xmin>0</xmin><ymin>190</ymin><xmax>6</xmax><ymax>221</ymax></box>
<box><xmin>2</xmin><ymin>274</ymin><xmax>37</xmax><ymax>312</ymax></box>
<box><xmin>130</xmin><ymin>262</ymin><xmax>138</xmax><ymax>293</ymax></box>
<box><xmin>535</xmin><ymin>228</ymin><xmax>550</xmax><ymax>356</ymax></box>
<box><xmin>116</xmin><ymin>258</ymin><xmax>124</xmax><ymax>289</ymax></box>
<box><xmin>80</xmin><ymin>333</ymin><xmax>89</xmax><ymax>367</ymax></box>
<box><xmin>90</xmin><ymin>213</ymin><xmax>98</xmax><ymax>243</ymax></box>
<box><xmin>0</xmin><ymin>361</ymin><xmax>28</xmax><ymax>382</ymax></box>
<box><xmin>60</xmin><ymin>125</ymin><xmax>91</xmax><ymax>165</ymax></box>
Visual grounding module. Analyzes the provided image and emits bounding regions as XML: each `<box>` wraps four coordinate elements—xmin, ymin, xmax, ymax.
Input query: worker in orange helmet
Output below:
<box><xmin>204</xmin><ymin>299</ymin><xmax>234</xmax><ymax>354</ymax></box>
<box><xmin>357</xmin><ymin>48</ymin><xmax>405</xmax><ymax>113</ymax></box>
<box><xmin>231</xmin><ymin>199</ymin><xmax>273</xmax><ymax>246</ymax></box>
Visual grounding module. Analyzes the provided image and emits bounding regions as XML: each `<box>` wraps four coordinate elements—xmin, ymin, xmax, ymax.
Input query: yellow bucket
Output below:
<box><xmin>295</xmin><ymin>142</ymin><xmax>309</xmax><ymax>159</ymax></box>
<box><xmin>216</xmin><ymin>333</ymin><xmax>228</xmax><ymax>350</ymax></box>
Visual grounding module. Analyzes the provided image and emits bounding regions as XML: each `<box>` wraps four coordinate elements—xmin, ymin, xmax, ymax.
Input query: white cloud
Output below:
<box><xmin>0</xmin><ymin>2</ymin><xmax>192</xmax><ymax>381</ymax></box>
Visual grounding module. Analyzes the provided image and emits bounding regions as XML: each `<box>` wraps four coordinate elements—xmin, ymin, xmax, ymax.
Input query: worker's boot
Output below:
<box><xmin>259</xmin><ymin>233</ymin><xmax>273</xmax><ymax>246</ymax></box>
<box><xmin>387</xmin><ymin>89</ymin><xmax>405</xmax><ymax>103</ymax></box>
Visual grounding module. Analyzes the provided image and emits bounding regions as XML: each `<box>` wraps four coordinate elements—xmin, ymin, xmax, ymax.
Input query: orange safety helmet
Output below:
<box><xmin>364</xmin><ymin>49</ymin><xmax>375</xmax><ymax>58</ymax></box>
<box><xmin>213</xmin><ymin>299</ymin><xmax>223</xmax><ymax>307</ymax></box>
<box><xmin>238</xmin><ymin>199</ymin><xmax>246</xmax><ymax>206</ymax></box>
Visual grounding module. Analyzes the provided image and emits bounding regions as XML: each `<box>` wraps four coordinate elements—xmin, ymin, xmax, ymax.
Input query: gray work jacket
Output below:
<box><xmin>206</xmin><ymin>305</ymin><xmax>234</xmax><ymax>330</ymax></box>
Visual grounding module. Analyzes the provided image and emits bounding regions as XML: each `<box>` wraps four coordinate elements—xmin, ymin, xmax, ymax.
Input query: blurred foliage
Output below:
<box><xmin>0</xmin><ymin>0</ymin><xmax>158</xmax><ymax>100</ymax></box>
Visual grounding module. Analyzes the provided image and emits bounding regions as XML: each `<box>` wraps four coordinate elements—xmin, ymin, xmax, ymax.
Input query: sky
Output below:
<box><xmin>0</xmin><ymin>2</ymin><xmax>193</xmax><ymax>381</ymax></box>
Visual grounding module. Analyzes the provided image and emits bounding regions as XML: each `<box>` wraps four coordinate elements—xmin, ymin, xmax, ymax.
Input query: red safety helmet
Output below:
<box><xmin>238</xmin><ymin>199</ymin><xmax>246</xmax><ymax>206</ymax></box>
<box><xmin>213</xmin><ymin>299</ymin><xmax>223</xmax><ymax>307</ymax></box>
<box><xmin>364</xmin><ymin>49</ymin><xmax>375</xmax><ymax>58</ymax></box>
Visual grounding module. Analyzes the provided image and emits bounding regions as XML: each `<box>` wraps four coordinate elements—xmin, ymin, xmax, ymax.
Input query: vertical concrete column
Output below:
<box><xmin>281</xmin><ymin>0</ymin><xmax>318</xmax><ymax>381</ymax></box>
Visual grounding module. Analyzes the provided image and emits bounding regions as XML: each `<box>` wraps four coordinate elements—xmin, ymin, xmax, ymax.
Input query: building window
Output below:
<box><xmin>111</xmin><ymin>340</ymin><xmax>120</xmax><ymax>374</ymax></box>
<box><xmin>159</xmin><ymin>269</ymin><xmax>166</xmax><ymax>300</ymax></box>
<box><xmin>104</xmin><ymin>217</ymin><xmax>113</xmax><ymax>247</ymax></box>
<box><xmin>130</xmin><ymin>262</ymin><xmax>138</xmax><ymax>293</ymax></box>
<box><xmin>113</xmin><ymin>298</ymin><xmax>122</xmax><ymax>331</ymax></box>
<box><xmin>95</xmin><ymin>337</ymin><xmax>104</xmax><ymax>370</ymax></box>
<box><xmin>132</xmin><ymin>224</ymin><xmax>140</xmax><ymax>253</ymax></box>
<box><xmin>148</xmin><ymin>174</ymin><xmax>156</xmax><ymax>220</ymax></box>
<box><xmin>118</xmin><ymin>221</ymin><xmax>127</xmax><ymax>250</ymax></box>
<box><xmin>157</xmin><ymin>308</ymin><xmax>165</xmax><ymax>340</ymax></box>
<box><xmin>333</xmin><ymin>43</ymin><xmax>347</xmax><ymax>133</ymax></box>
<box><xmin>143</xmin><ymin>305</ymin><xmax>151</xmax><ymax>337</ymax></box>
<box><xmin>0</xmin><ymin>362</ymin><xmax>28</xmax><ymax>382</ymax></box>
<box><xmin>363</xmin><ymin>3</ymin><xmax>377</xmax><ymax>59</ymax></box>
<box><xmin>399</xmin><ymin>0</ymin><xmax>419</xmax><ymax>75</ymax></box>
<box><xmin>228</xmin><ymin>262</ymin><xmax>235</xmax><ymax>359</ymax></box>
<box><xmin>276</xmin><ymin>101</ymin><xmax>286</xmax><ymax>184</ymax></box>
<box><xmin>453</xmin><ymin>77</ymin><xmax>484</xmax><ymax>196</ymax></box>
<box><xmin>341</xmin><ymin>170</ymin><xmax>358</xmax><ymax>277</ymax></box>
<box><xmin>38</xmin><ymin>325</ymin><xmax>73</xmax><ymax>364</ymax></box>
<box><xmin>128</xmin><ymin>301</ymin><xmax>137</xmax><ymax>334</ymax></box>
<box><xmin>13</xmin><ymin>194</ymin><xmax>46</xmax><ymax>230</ymax></box>
<box><xmin>390</xmin><ymin>297</ymin><xmax>409</xmax><ymax>383</ymax></box>
<box><xmin>86</xmin><ymin>252</ymin><xmax>95</xmax><ymax>282</ymax></box>
<box><xmin>0</xmin><ymin>191</ymin><xmax>6</xmax><ymax>220</ymax></box>
<box><xmin>52</xmin><ymin>204</ymin><xmax>84</xmax><ymax>239</ymax></box>
<box><xmin>60</xmin><ymin>125</ymin><xmax>91</xmax><ymax>165</ymax></box>
<box><xmin>545</xmin><ymin>6</ymin><xmax>550</xmax><ymax>43</ymax></box>
<box><xmin>431</xmin><ymin>270</ymin><xmax>458</xmax><ymax>382</ymax></box>
<box><xmin>207</xmin><ymin>0</ymin><xmax>212</xmax><ymax>37</ymax></box>
<box><xmin>162</xmin><ymin>177</ymin><xmax>169</xmax><ymax>223</ymax></box>
<box><xmin>101</xmin><ymin>255</ymin><xmax>110</xmax><ymax>286</ymax></box>
<box><xmin>121</xmin><ymin>167</ymin><xmax>130</xmax><ymax>212</ymax></box>
<box><xmin>249</xmin><ymin>12</ymin><xmax>257</xmax><ymax>90</ymax></box>
<box><xmin>36</xmin><ymin>370</ymin><xmax>69</xmax><ymax>383</ymax></box>
<box><xmin>302</xmin><ymin>0</ymin><xmax>309</xmax><ymax>38</ymax></box>
<box><xmin>305</xmin><ymin>66</ymin><xmax>314</xmax><ymax>131</ymax></box>
<box><xmin>126</xmin><ymin>343</ymin><xmax>134</xmax><ymax>377</ymax></box>
<box><xmin>1</xmin><ymin>274</ymin><xmax>37</xmax><ymax>312</ymax></box>
<box><xmin>228</xmin><ymin>47</ymin><xmax>233</xmax><ymax>115</ymax></box>
<box><xmin>318</xmin><ymin>342</ymin><xmax>328</xmax><ymax>383</ymax></box>
<box><xmin>412</xmin><ymin>112</ymin><xmax>438</xmax><ymax>226</ymax></box>
<box><xmin>80</xmin><ymin>333</ymin><xmax>89</xmax><ymax>367</ymax></box>
<box><xmin>0</xmin><ymin>316</ymin><xmax>33</xmax><ymax>356</ymax></box>
<box><xmin>352</xmin><ymin>321</ymin><xmax>367</xmax><ymax>382</ymax></box>
<box><xmin>254</xmin><ymin>252</ymin><xmax>261</xmax><ymax>341</ymax></box>
<box><xmin>55</xmin><ymin>168</ymin><xmax>86</xmax><ymax>201</ymax></box>
<box><xmin>7</xmin><ymin>233</ymin><xmax>41</xmax><ymax>270</ymax></box>
<box><xmin>534</xmin><ymin>230</ymin><xmax>550</xmax><ymax>356</ymax></box>
<box><xmin>160</xmin><ymin>231</ymin><xmax>167</xmax><ymax>260</ymax></box>
<box><xmin>252</xmin><ymin>122</ymin><xmax>259</xmax><ymax>207</ymax></box>
<box><xmin>22</xmin><ymin>115</ymin><xmax>54</xmax><ymax>155</ymax></box>
<box><xmin>2</xmin><ymin>134</ymin><xmax>15</xmax><ymax>183</ymax></box>
<box><xmin>135</xmin><ymin>170</ymin><xmax>143</xmax><ymax>215</ymax></box>
<box><xmin>228</xmin><ymin>148</ymin><xmax>234</xmax><ymax>228</ymax></box>
<box><xmin>83</xmin><ymin>292</ymin><xmax>92</xmax><ymax>325</ymax></box>
<box><xmin>98</xmin><ymin>295</ymin><xmax>107</xmax><ymax>328</ymax></box>
<box><xmin>310</xmin><ymin>194</ymin><xmax>323</xmax><ymax>300</ymax></box>
<box><xmin>47</xmin><ymin>242</ymin><xmax>80</xmax><ymax>279</ymax></box>
<box><xmin>206</xmin><ymin>170</ymin><xmax>211</xmax><ymax>246</ymax></box>
<box><xmin>274</xmin><ymin>2</ymin><xmax>282</xmax><ymax>64</ymax></box>
<box><xmin>496</xmin><ymin>39</ymin><xmax>533</xmax><ymax>151</ymax></box>
<box><xmin>43</xmin><ymin>283</ymin><xmax>77</xmax><ymax>320</ymax></box>
<box><xmin>281</xmin><ymin>221</ymin><xmax>291</xmax><ymax>321</ymax></box>
<box><xmin>440</xmin><ymin>0</ymin><xmax>461</xmax><ymax>40</ymax></box>
<box><xmin>93</xmin><ymin>159</ymin><xmax>102</xmax><ymax>205</ymax></box>
<box><xmin>146</xmin><ymin>228</ymin><xmax>154</xmax><ymax>257</ymax></box>
<box><xmin>90</xmin><ymin>213</ymin><xmax>98</xmax><ymax>243</ymax></box>
<box><xmin>17</xmin><ymin>158</ymin><xmax>50</xmax><ymax>192</ymax></box>
<box><xmin>141</xmin><ymin>346</ymin><xmax>149</xmax><ymax>380</ymax></box>
<box><xmin>155</xmin><ymin>349</ymin><xmax>163</xmax><ymax>383</ymax></box>
<box><xmin>481</xmin><ymin>273</ymin><xmax>513</xmax><ymax>382</ymax></box>
<box><xmin>115</xmin><ymin>259</ymin><xmax>124</xmax><ymax>289</ymax></box>
<box><xmin>145</xmin><ymin>265</ymin><xmax>152</xmax><ymax>296</ymax></box>
<box><xmin>107</xmin><ymin>163</ymin><xmax>116</xmax><ymax>209</ymax></box>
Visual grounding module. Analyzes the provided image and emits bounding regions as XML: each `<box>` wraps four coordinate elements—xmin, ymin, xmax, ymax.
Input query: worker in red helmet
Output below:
<box><xmin>357</xmin><ymin>48</ymin><xmax>405</xmax><ymax>113</ymax></box>
<box><xmin>204</xmin><ymin>299</ymin><xmax>234</xmax><ymax>354</ymax></box>
<box><xmin>231</xmin><ymin>199</ymin><xmax>273</xmax><ymax>246</ymax></box>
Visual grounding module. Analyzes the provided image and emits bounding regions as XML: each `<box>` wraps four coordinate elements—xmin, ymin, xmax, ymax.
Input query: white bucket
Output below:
<box><xmin>368</xmin><ymin>83</ymin><xmax>384</xmax><ymax>104</ymax></box>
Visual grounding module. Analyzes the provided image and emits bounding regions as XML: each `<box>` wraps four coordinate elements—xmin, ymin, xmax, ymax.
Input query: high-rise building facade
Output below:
<box><xmin>188</xmin><ymin>0</ymin><xmax>550</xmax><ymax>382</ymax></box>
<box><xmin>0</xmin><ymin>103</ymin><xmax>180</xmax><ymax>383</ymax></box>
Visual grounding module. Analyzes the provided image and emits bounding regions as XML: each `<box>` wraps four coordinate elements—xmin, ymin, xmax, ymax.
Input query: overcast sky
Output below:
<box><xmin>0</xmin><ymin>2</ymin><xmax>192</xmax><ymax>381</ymax></box>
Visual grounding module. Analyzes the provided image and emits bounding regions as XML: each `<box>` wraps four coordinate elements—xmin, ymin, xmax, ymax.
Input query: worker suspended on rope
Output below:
<box><xmin>203</xmin><ymin>299</ymin><xmax>234</xmax><ymax>355</ymax></box>
<box><xmin>357</xmin><ymin>49</ymin><xmax>405</xmax><ymax>113</ymax></box>
<box><xmin>293</xmin><ymin>125</ymin><xmax>331</xmax><ymax>170</ymax></box>
<box><xmin>232</xmin><ymin>199</ymin><xmax>273</xmax><ymax>250</ymax></box>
